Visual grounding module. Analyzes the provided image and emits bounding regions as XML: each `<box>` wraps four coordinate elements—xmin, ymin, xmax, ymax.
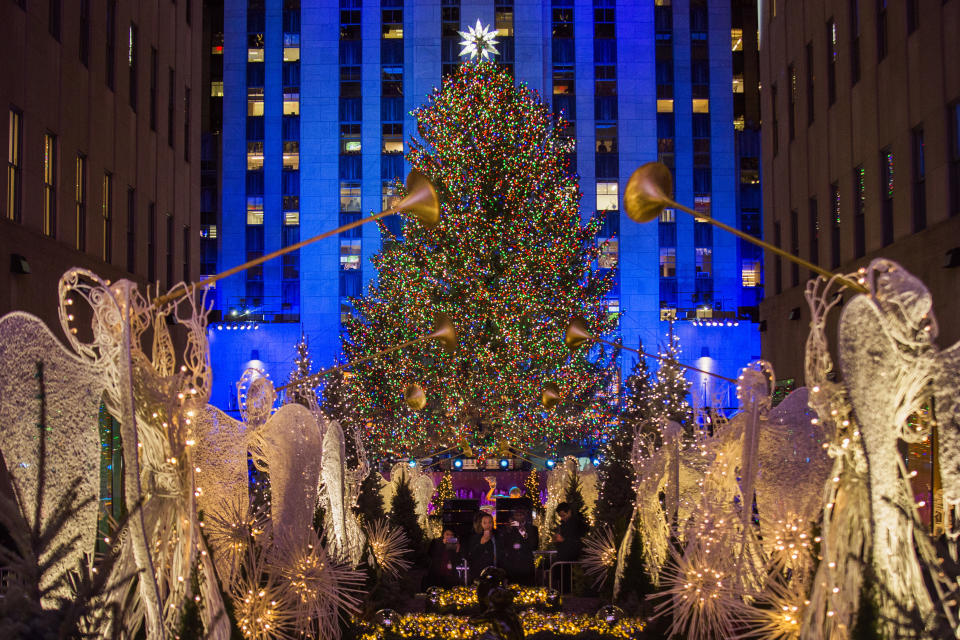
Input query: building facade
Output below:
<box><xmin>210</xmin><ymin>0</ymin><xmax>761</xmax><ymax>410</ymax></box>
<box><xmin>759</xmin><ymin>0</ymin><xmax>960</xmax><ymax>385</ymax></box>
<box><xmin>0</xmin><ymin>0</ymin><xmax>203</xmax><ymax>333</ymax></box>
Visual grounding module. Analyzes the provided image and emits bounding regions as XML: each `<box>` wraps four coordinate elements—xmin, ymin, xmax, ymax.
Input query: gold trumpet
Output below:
<box><xmin>404</xmin><ymin>383</ymin><xmax>427</xmax><ymax>410</ymax></box>
<box><xmin>275</xmin><ymin>311</ymin><xmax>456</xmax><ymax>393</ymax></box>
<box><xmin>541</xmin><ymin>382</ymin><xmax>562</xmax><ymax>409</ymax></box>
<box><xmin>155</xmin><ymin>170</ymin><xmax>440</xmax><ymax>306</ymax></box>
<box><xmin>565</xmin><ymin>316</ymin><xmax>737</xmax><ymax>383</ymax></box>
<box><xmin>624</xmin><ymin>162</ymin><xmax>867</xmax><ymax>294</ymax></box>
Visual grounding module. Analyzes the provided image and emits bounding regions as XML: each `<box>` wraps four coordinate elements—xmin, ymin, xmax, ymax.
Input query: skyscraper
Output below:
<box><xmin>209</xmin><ymin>0</ymin><xmax>760</xmax><ymax>410</ymax></box>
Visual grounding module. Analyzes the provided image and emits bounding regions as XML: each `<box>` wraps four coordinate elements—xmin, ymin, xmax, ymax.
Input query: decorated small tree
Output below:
<box><xmin>355</xmin><ymin>471</ymin><xmax>385</xmax><ymax>530</ymax></box>
<box><xmin>343</xmin><ymin>58</ymin><xmax>617</xmax><ymax>458</ymax></box>
<box><xmin>652</xmin><ymin>323</ymin><xmax>694</xmax><ymax>435</ymax></box>
<box><xmin>524</xmin><ymin>468</ymin><xmax>544</xmax><ymax>519</ymax></box>
<box><xmin>286</xmin><ymin>334</ymin><xmax>319</xmax><ymax>409</ymax></box>
<box><xmin>430</xmin><ymin>471</ymin><xmax>455</xmax><ymax>518</ymax></box>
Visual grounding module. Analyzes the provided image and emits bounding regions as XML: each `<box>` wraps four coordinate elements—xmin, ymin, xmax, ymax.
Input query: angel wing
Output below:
<box><xmin>0</xmin><ymin>312</ymin><xmax>106</xmax><ymax>604</ymax></box>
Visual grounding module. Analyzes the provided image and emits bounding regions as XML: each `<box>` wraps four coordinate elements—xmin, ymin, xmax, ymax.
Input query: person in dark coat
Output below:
<box><xmin>424</xmin><ymin>528</ymin><xmax>463</xmax><ymax>588</ymax></box>
<box><xmin>553</xmin><ymin>502</ymin><xmax>582</xmax><ymax>561</ymax></box>
<box><xmin>499</xmin><ymin>509</ymin><xmax>539</xmax><ymax>585</ymax></box>
<box><xmin>552</xmin><ymin>502</ymin><xmax>582</xmax><ymax>593</ymax></box>
<box><xmin>466</xmin><ymin>512</ymin><xmax>498</xmax><ymax>582</ymax></box>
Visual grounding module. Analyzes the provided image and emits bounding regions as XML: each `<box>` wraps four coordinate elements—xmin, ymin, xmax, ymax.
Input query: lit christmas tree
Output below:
<box><xmin>430</xmin><ymin>471</ymin><xmax>455</xmax><ymax>517</ymax></box>
<box><xmin>651</xmin><ymin>323</ymin><xmax>694</xmax><ymax>435</ymax></box>
<box><xmin>286</xmin><ymin>333</ymin><xmax>319</xmax><ymax>409</ymax></box>
<box><xmin>343</xmin><ymin>59</ymin><xmax>617</xmax><ymax>457</ymax></box>
<box><xmin>524</xmin><ymin>468</ymin><xmax>543</xmax><ymax>517</ymax></box>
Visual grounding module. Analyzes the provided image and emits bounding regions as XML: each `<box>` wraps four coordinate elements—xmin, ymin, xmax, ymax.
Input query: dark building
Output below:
<box><xmin>0</xmin><ymin>0</ymin><xmax>203</xmax><ymax>336</ymax></box>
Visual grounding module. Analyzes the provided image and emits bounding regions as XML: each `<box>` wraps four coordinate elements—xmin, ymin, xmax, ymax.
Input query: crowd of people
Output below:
<box><xmin>424</xmin><ymin>502</ymin><xmax>583</xmax><ymax>589</ymax></box>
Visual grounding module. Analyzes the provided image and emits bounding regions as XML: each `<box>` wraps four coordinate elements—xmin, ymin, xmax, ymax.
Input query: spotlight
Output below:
<box><xmin>453</xmin><ymin>458</ymin><xmax>464</xmax><ymax>469</ymax></box>
<box><xmin>592</xmin><ymin>457</ymin><xmax>601</xmax><ymax>467</ymax></box>
<box><xmin>546</xmin><ymin>459</ymin><xmax>556</xmax><ymax>469</ymax></box>
<box><xmin>408</xmin><ymin>459</ymin><xmax>417</xmax><ymax>468</ymax></box>
<box><xmin>499</xmin><ymin>458</ymin><xmax>509</xmax><ymax>469</ymax></box>
<box><xmin>217</xmin><ymin>324</ymin><xmax>223</xmax><ymax>330</ymax></box>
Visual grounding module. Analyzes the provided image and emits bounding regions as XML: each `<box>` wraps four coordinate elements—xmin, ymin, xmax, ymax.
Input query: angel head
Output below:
<box><xmin>864</xmin><ymin>258</ymin><xmax>938</xmax><ymax>341</ymax></box>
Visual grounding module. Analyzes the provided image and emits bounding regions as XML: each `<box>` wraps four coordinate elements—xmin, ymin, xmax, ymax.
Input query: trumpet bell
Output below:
<box><xmin>396</xmin><ymin>170</ymin><xmax>440</xmax><ymax>228</ymax></box>
<box><xmin>564</xmin><ymin>316</ymin><xmax>594</xmax><ymax>350</ymax></box>
<box><xmin>541</xmin><ymin>382</ymin><xmax>561</xmax><ymax>410</ymax></box>
<box><xmin>429</xmin><ymin>312</ymin><xmax>458</xmax><ymax>353</ymax></box>
<box><xmin>404</xmin><ymin>383</ymin><xmax>427</xmax><ymax>410</ymax></box>
<box><xmin>624</xmin><ymin>162</ymin><xmax>674</xmax><ymax>224</ymax></box>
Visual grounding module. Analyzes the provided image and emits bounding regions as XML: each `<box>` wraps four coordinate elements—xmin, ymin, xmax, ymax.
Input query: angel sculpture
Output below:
<box><xmin>318</xmin><ymin>417</ymin><xmax>368</xmax><ymax>565</ymax></box>
<box><xmin>802</xmin><ymin>260</ymin><xmax>958</xmax><ymax>639</ymax></box>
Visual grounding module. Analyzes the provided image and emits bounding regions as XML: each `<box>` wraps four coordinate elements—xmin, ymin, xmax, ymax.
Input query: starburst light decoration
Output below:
<box><xmin>582</xmin><ymin>525</ymin><xmax>618</xmax><ymax>590</ymax></box>
<box><xmin>364</xmin><ymin>518</ymin><xmax>413</xmax><ymax>579</ymax></box>
<box><xmin>458</xmin><ymin>19</ymin><xmax>499</xmax><ymax>60</ymax></box>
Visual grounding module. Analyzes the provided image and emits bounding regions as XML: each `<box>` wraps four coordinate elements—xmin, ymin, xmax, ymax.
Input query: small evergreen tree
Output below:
<box><xmin>561</xmin><ymin>468</ymin><xmax>591</xmax><ymax>534</ymax></box>
<box><xmin>430</xmin><ymin>471</ymin><xmax>455</xmax><ymax>517</ymax></box>
<box><xmin>652</xmin><ymin>323</ymin><xmax>694</xmax><ymax>435</ymax></box>
<box><xmin>286</xmin><ymin>334</ymin><xmax>320</xmax><ymax>408</ymax></box>
<box><xmin>355</xmin><ymin>470</ymin><xmax>385</xmax><ymax>529</ymax></box>
<box><xmin>524</xmin><ymin>469</ymin><xmax>544</xmax><ymax>519</ymax></box>
<box><xmin>389</xmin><ymin>475</ymin><xmax>424</xmax><ymax>551</ymax></box>
<box><xmin>596</xmin><ymin>354</ymin><xmax>655</xmax><ymax>532</ymax></box>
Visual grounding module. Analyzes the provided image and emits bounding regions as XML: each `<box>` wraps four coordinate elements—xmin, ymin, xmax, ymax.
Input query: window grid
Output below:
<box><xmin>912</xmin><ymin>126</ymin><xmax>926</xmax><ymax>231</ymax></box>
<box><xmin>853</xmin><ymin>165</ymin><xmax>865</xmax><ymax>258</ymax></box>
<box><xmin>102</xmin><ymin>173</ymin><xmax>113</xmax><ymax>263</ymax></box>
<box><xmin>43</xmin><ymin>133</ymin><xmax>57</xmax><ymax>237</ymax></box>
<box><xmin>881</xmin><ymin>149</ymin><xmax>894</xmax><ymax>245</ymax></box>
<box><xmin>7</xmin><ymin>108</ymin><xmax>23</xmax><ymax>223</ymax></box>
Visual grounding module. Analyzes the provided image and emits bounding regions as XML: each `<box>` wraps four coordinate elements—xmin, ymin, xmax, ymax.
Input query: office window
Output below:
<box><xmin>598</xmin><ymin>238</ymin><xmax>618</xmax><ymax>269</ymax></box>
<box><xmin>906</xmin><ymin>0</ymin><xmax>919</xmax><ymax>34</ymax></box>
<box><xmin>126</xmin><ymin>188</ymin><xmax>136</xmax><ymax>273</ymax></box>
<box><xmin>246</xmin><ymin>196</ymin><xmax>264</xmax><ymax>225</ymax></box>
<box><xmin>853</xmin><ymin>166</ymin><xmax>865</xmax><ymax>258</ymax></box>
<box><xmin>808</xmin><ymin>197</ymin><xmax>819</xmax><ymax>278</ymax></box>
<box><xmin>168</xmin><ymin>69</ymin><xmax>176</xmax><ymax>147</ymax></box>
<box><xmin>659</xmin><ymin>248</ymin><xmax>676</xmax><ymax>278</ymax></box>
<box><xmin>340</xmin><ymin>239</ymin><xmax>361</xmax><ymax>270</ymax></box>
<box><xmin>950</xmin><ymin>102</ymin><xmax>960</xmax><ymax>217</ymax></box>
<box><xmin>79</xmin><ymin>0</ymin><xmax>90</xmax><ymax>66</ymax></box>
<box><xmin>912</xmin><ymin>126</ymin><xmax>926</xmax><ymax>231</ymax></box>
<box><xmin>849</xmin><ymin>0</ymin><xmax>860</xmax><ymax>85</ymax></box>
<box><xmin>149</xmin><ymin>48</ymin><xmax>157</xmax><ymax>130</ymax></box>
<box><xmin>827</xmin><ymin>19</ymin><xmax>837</xmax><ymax>106</ymax></box>
<box><xmin>877</xmin><ymin>1</ymin><xmax>888</xmax><ymax>61</ymax></box>
<box><xmin>831</xmin><ymin>183</ymin><xmax>841</xmax><ymax>268</ymax></box>
<box><xmin>340</xmin><ymin>182</ymin><xmax>361</xmax><ymax>212</ymax></box>
<box><xmin>283</xmin><ymin>89</ymin><xmax>300</xmax><ymax>116</ymax></box>
<box><xmin>806</xmin><ymin>42</ymin><xmax>815</xmax><ymax>125</ymax></box>
<box><xmin>695</xmin><ymin>247</ymin><xmax>712</xmax><ymax>278</ymax></box>
<box><xmin>742</xmin><ymin>261</ymin><xmax>761</xmax><ymax>287</ymax></box>
<box><xmin>102</xmin><ymin>173</ymin><xmax>113</xmax><ymax>262</ymax></box>
<box><xmin>106</xmin><ymin>1</ymin><xmax>116</xmax><ymax>90</ymax></box>
<box><xmin>49</xmin><ymin>0</ymin><xmax>61</xmax><ymax>41</ymax></box>
<box><xmin>7</xmin><ymin>108</ymin><xmax>22</xmax><ymax>222</ymax></box>
<box><xmin>129</xmin><ymin>24</ymin><xmax>138</xmax><ymax>110</ymax></box>
<box><xmin>282</xmin><ymin>141</ymin><xmax>299</xmax><ymax>170</ymax></box>
<box><xmin>597</xmin><ymin>182</ymin><xmax>618</xmax><ymax>210</ymax></box>
<box><xmin>881</xmin><ymin>149</ymin><xmax>894</xmax><ymax>245</ymax></box>
<box><xmin>75</xmin><ymin>155</ymin><xmax>87</xmax><ymax>251</ymax></box>
<box><xmin>248</xmin><ymin>87</ymin><xmax>264</xmax><ymax>116</ymax></box>
<box><xmin>247</xmin><ymin>142</ymin><xmax>264</xmax><ymax>170</ymax></box>
<box><xmin>43</xmin><ymin>133</ymin><xmax>57</xmax><ymax>237</ymax></box>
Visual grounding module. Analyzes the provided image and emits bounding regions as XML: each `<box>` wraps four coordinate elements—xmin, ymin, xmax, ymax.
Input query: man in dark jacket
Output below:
<box><xmin>499</xmin><ymin>509</ymin><xmax>539</xmax><ymax>585</ymax></box>
<box><xmin>552</xmin><ymin>502</ymin><xmax>582</xmax><ymax>593</ymax></box>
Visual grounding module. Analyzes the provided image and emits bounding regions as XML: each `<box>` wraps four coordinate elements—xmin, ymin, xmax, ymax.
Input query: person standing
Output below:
<box><xmin>424</xmin><ymin>528</ymin><xmax>463</xmax><ymax>588</ymax></box>
<box><xmin>552</xmin><ymin>502</ymin><xmax>582</xmax><ymax>592</ymax></box>
<box><xmin>466</xmin><ymin>512</ymin><xmax>497</xmax><ymax>582</ymax></box>
<box><xmin>499</xmin><ymin>509</ymin><xmax>539</xmax><ymax>585</ymax></box>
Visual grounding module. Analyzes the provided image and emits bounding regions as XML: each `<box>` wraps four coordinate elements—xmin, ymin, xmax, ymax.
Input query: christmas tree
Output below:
<box><xmin>430</xmin><ymin>471</ymin><xmax>455</xmax><ymax>517</ymax></box>
<box><xmin>388</xmin><ymin>475</ymin><xmax>424</xmax><ymax>551</ymax></box>
<box><xmin>343</xmin><ymin>60</ymin><xmax>617</xmax><ymax>457</ymax></box>
<box><xmin>595</xmin><ymin>353</ymin><xmax>654</xmax><ymax>531</ymax></box>
<box><xmin>286</xmin><ymin>334</ymin><xmax>320</xmax><ymax>409</ymax></box>
<box><xmin>524</xmin><ymin>469</ymin><xmax>543</xmax><ymax>519</ymax></box>
<box><xmin>651</xmin><ymin>323</ymin><xmax>694</xmax><ymax>435</ymax></box>
<box><xmin>355</xmin><ymin>471</ymin><xmax>386</xmax><ymax>530</ymax></box>
<box><xmin>320</xmin><ymin>369</ymin><xmax>362</xmax><ymax>466</ymax></box>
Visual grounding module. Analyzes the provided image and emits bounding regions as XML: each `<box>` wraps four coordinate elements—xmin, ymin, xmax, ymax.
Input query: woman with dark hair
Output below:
<box><xmin>424</xmin><ymin>528</ymin><xmax>463</xmax><ymax>588</ymax></box>
<box><xmin>466</xmin><ymin>511</ymin><xmax>497</xmax><ymax>582</ymax></box>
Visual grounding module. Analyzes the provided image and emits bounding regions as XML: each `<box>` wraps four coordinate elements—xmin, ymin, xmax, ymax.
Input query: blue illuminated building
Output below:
<box><xmin>208</xmin><ymin>0</ymin><xmax>761</xmax><ymax>411</ymax></box>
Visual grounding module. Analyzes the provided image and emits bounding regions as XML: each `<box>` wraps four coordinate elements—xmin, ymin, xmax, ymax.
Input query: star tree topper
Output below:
<box><xmin>458</xmin><ymin>19</ymin><xmax>500</xmax><ymax>60</ymax></box>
